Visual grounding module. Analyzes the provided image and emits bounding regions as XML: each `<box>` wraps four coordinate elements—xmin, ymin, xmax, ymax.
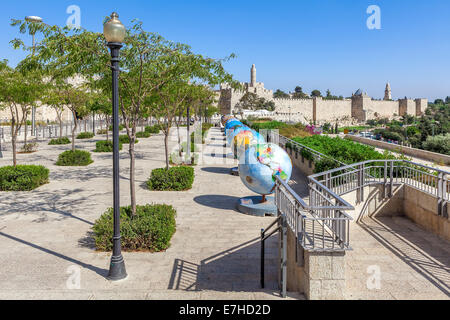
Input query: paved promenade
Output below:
<box><xmin>0</xmin><ymin>127</ymin><xmax>300</xmax><ymax>300</ymax></box>
<box><xmin>0</xmin><ymin>127</ymin><xmax>448</xmax><ymax>300</ymax></box>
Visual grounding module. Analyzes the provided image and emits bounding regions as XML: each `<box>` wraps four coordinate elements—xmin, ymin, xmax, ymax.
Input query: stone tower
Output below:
<box><xmin>250</xmin><ymin>64</ymin><xmax>256</xmax><ymax>87</ymax></box>
<box><xmin>384</xmin><ymin>82</ymin><xmax>392</xmax><ymax>101</ymax></box>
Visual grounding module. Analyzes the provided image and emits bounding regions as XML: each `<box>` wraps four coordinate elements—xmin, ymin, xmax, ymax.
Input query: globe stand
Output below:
<box><xmin>237</xmin><ymin>196</ymin><xmax>277</xmax><ymax>217</ymax></box>
<box><xmin>230</xmin><ymin>167</ymin><xmax>239</xmax><ymax>176</ymax></box>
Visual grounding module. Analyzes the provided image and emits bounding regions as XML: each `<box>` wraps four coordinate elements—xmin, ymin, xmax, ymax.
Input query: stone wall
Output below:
<box><xmin>314</xmin><ymin>98</ymin><xmax>352</xmax><ymax>124</ymax></box>
<box><xmin>0</xmin><ymin>105</ymin><xmax>73</xmax><ymax>123</ymax></box>
<box><xmin>399</xmin><ymin>99</ymin><xmax>416</xmax><ymax>117</ymax></box>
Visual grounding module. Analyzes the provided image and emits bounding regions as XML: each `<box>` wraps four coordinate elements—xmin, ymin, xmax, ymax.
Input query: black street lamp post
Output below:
<box><xmin>104</xmin><ymin>12</ymin><xmax>127</xmax><ymax>281</ymax></box>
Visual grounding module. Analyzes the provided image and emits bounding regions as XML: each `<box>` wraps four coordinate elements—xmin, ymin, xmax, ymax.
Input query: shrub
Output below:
<box><xmin>145</xmin><ymin>125</ymin><xmax>160</xmax><ymax>134</ymax></box>
<box><xmin>293</xmin><ymin>135</ymin><xmax>386</xmax><ymax>166</ymax></box>
<box><xmin>19</xmin><ymin>142</ymin><xmax>38</xmax><ymax>154</ymax></box>
<box><xmin>76</xmin><ymin>132</ymin><xmax>95</xmax><ymax>140</ymax></box>
<box><xmin>94</xmin><ymin>140</ymin><xmax>123</xmax><ymax>153</ymax></box>
<box><xmin>49</xmin><ymin>137</ymin><xmax>71</xmax><ymax>145</ymax></box>
<box><xmin>422</xmin><ymin>134</ymin><xmax>450</xmax><ymax>155</ymax></box>
<box><xmin>93</xmin><ymin>204</ymin><xmax>177</xmax><ymax>252</ymax></box>
<box><xmin>97</xmin><ymin>129</ymin><xmax>108</xmax><ymax>135</ymax></box>
<box><xmin>136</xmin><ymin>131</ymin><xmax>151</xmax><ymax>138</ymax></box>
<box><xmin>119</xmin><ymin>135</ymin><xmax>139</xmax><ymax>144</ymax></box>
<box><xmin>109</xmin><ymin>124</ymin><xmax>125</xmax><ymax>131</ymax></box>
<box><xmin>56</xmin><ymin>150</ymin><xmax>94</xmax><ymax>166</ymax></box>
<box><xmin>147</xmin><ymin>166</ymin><xmax>195</xmax><ymax>191</ymax></box>
<box><xmin>202</xmin><ymin>123</ymin><xmax>213</xmax><ymax>131</ymax></box>
<box><xmin>0</xmin><ymin>165</ymin><xmax>49</xmax><ymax>191</ymax></box>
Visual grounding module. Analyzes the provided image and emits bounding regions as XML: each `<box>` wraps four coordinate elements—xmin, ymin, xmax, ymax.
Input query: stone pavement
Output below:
<box><xmin>0</xmin><ymin>127</ymin><xmax>448</xmax><ymax>300</ymax></box>
<box><xmin>0</xmin><ymin>127</ymin><xmax>302</xmax><ymax>300</ymax></box>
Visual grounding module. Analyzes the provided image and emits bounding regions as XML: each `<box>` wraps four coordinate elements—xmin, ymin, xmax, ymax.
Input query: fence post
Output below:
<box><xmin>389</xmin><ymin>162</ymin><xmax>394</xmax><ymax>198</ymax></box>
<box><xmin>261</xmin><ymin>229</ymin><xmax>265</xmax><ymax>289</ymax></box>
<box><xmin>281</xmin><ymin>214</ymin><xmax>287</xmax><ymax>298</ymax></box>
<box><xmin>437</xmin><ymin>172</ymin><xmax>444</xmax><ymax>217</ymax></box>
<box><xmin>383</xmin><ymin>161</ymin><xmax>388</xmax><ymax>199</ymax></box>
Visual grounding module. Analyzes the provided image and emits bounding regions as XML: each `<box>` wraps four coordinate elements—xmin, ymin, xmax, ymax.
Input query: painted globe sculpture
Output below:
<box><xmin>239</xmin><ymin>143</ymin><xmax>293</xmax><ymax>196</ymax></box>
<box><xmin>231</xmin><ymin>128</ymin><xmax>265</xmax><ymax>159</ymax></box>
<box><xmin>226</xmin><ymin>124</ymin><xmax>248</xmax><ymax>146</ymax></box>
<box><xmin>221</xmin><ymin>115</ymin><xmax>234</xmax><ymax>126</ymax></box>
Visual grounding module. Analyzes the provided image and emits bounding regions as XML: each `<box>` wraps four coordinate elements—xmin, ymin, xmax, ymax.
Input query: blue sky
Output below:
<box><xmin>1</xmin><ymin>0</ymin><xmax>449</xmax><ymax>101</ymax></box>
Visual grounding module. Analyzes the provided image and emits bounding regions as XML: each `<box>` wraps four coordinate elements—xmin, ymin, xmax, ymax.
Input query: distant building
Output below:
<box><xmin>218</xmin><ymin>65</ymin><xmax>427</xmax><ymax>125</ymax></box>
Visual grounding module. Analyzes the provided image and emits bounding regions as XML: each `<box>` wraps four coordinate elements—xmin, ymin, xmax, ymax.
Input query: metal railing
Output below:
<box><xmin>309</xmin><ymin>160</ymin><xmax>449</xmax><ymax>217</ymax></box>
<box><xmin>275</xmin><ymin>176</ymin><xmax>354</xmax><ymax>253</ymax></box>
<box><xmin>261</xmin><ymin>215</ymin><xmax>287</xmax><ymax>298</ymax></box>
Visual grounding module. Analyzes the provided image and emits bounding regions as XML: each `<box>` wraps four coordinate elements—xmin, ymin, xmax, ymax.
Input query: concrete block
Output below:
<box><xmin>321</xmin><ymin>280</ymin><xmax>345</xmax><ymax>300</ymax></box>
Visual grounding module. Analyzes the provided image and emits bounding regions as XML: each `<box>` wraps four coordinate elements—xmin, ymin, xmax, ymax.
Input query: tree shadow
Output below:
<box><xmin>0</xmin><ymin>231</ymin><xmax>108</xmax><ymax>278</ymax></box>
<box><xmin>0</xmin><ymin>188</ymin><xmax>101</xmax><ymax>225</ymax></box>
<box><xmin>358</xmin><ymin>216</ymin><xmax>450</xmax><ymax>296</ymax></box>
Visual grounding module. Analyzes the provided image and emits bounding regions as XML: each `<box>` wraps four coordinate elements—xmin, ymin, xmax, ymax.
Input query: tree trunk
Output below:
<box><xmin>12</xmin><ymin>135</ymin><xmax>17</xmax><ymax>167</ymax></box>
<box><xmin>72</xmin><ymin>118</ymin><xmax>77</xmax><ymax>152</ymax></box>
<box><xmin>164</xmin><ymin>130</ymin><xmax>170</xmax><ymax>170</ymax></box>
<box><xmin>129</xmin><ymin>139</ymin><xmax>136</xmax><ymax>217</ymax></box>
<box><xmin>106</xmin><ymin>117</ymin><xmax>110</xmax><ymax>142</ymax></box>
<box><xmin>59</xmin><ymin>119</ymin><xmax>63</xmax><ymax>138</ymax></box>
<box><xmin>24</xmin><ymin>114</ymin><xmax>28</xmax><ymax>147</ymax></box>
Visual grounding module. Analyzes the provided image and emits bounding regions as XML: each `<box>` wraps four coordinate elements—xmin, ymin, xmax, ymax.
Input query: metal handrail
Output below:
<box><xmin>261</xmin><ymin>215</ymin><xmax>287</xmax><ymax>298</ymax></box>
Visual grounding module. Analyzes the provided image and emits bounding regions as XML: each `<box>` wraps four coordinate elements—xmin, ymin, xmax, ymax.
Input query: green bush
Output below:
<box><xmin>109</xmin><ymin>124</ymin><xmax>125</xmax><ymax>131</ymax></box>
<box><xmin>136</xmin><ymin>131</ymin><xmax>151</xmax><ymax>138</ymax></box>
<box><xmin>56</xmin><ymin>150</ymin><xmax>94</xmax><ymax>166</ymax></box>
<box><xmin>93</xmin><ymin>204</ymin><xmax>177</xmax><ymax>252</ymax></box>
<box><xmin>94</xmin><ymin>140</ymin><xmax>123</xmax><ymax>153</ymax></box>
<box><xmin>97</xmin><ymin>129</ymin><xmax>108</xmax><ymax>135</ymax></box>
<box><xmin>291</xmin><ymin>135</ymin><xmax>394</xmax><ymax>174</ymax></box>
<box><xmin>422</xmin><ymin>134</ymin><xmax>450</xmax><ymax>155</ymax></box>
<box><xmin>119</xmin><ymin>135</ymin><xmax>139</xmax><ymax>144</ymax></box>
<box><xmin>251</xmin><ymin>121</ymin><xmax>288</xmax><ymax>131</ymax></box>
<box><xmin>49</xmin><ymin>137</ymin><xmax>71</xmax><ymax>145</ymax></box>
<box><xmin>145</xmin><ymin>125</ymin><xmax>161</xmax><ymax>134</ymax></box>
<box><xmin>76</xmin><ymin>132</ymin><xmax>95</xmax><ymax>139</ymax></box>
<box><xmin>147</xmin><ymin>166</ymin><xmax>195</xmax><ymax>191</ymax></box>
<box><xmin>0</xmin><ymin>165</ymin><xmax>49</xmax><ymax>191</ymax></box>
<box><xmin>202</xmin><ymin>123</ymin><xmax>213</xmax><ymax>131</ymax></box>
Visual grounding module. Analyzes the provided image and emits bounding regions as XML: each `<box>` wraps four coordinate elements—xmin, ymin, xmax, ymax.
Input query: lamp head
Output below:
<box><xmin>103</xmin><ymin>12</ymin><xmax>126</xmax><ymax>44</ymax></box>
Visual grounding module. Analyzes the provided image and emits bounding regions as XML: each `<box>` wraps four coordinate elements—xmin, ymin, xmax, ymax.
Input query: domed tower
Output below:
<box><xmin>384</xmin><ymin>82</ymin><xmax>392</xmax><ymax>100</ymax></box>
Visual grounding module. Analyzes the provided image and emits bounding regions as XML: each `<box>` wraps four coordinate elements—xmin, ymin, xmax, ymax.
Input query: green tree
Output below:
<box><xmin>274</xmin><ymin>89</ymin><xmax>289</xmax><ymax>99</ymax></box>
<box><xmin>311</xmin><ymin>89</ymin><xmax>322</xmax><ymax>98</ymax></box>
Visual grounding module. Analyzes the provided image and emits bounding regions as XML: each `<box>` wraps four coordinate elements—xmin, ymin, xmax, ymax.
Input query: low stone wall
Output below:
<box><xmin>362</xmin><ymin>184</ymin><xmax>450</xmax><ymax>241</ymax></box>
<box><xmin>347</xmin><ymin>135</ymin><xmax>450</xmax><ymax>165</ymax></box>
<box><xmin>285</xmin><ymin>228</ymin><xmax>346</xmax><ymax>300</ymax></box>
<box><xmin>284</xmin><ymin>146</ymin><xmax>315</xmax><ymax>176</ymax></box>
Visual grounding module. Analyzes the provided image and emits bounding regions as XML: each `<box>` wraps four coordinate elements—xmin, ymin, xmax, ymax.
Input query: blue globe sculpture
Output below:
<box><xmin>239</xmin><ymin>143</ymin><xmax>293</xmax><ymax>196</ymax></box>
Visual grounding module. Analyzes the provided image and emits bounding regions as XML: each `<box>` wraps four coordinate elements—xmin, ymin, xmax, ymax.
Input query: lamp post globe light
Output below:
<box><xmin>104</xmin><ymin>12</ymin><xmax>127</xmax><ymax>281</ymax></box>
<box><xmin>25</xmin><ymin>15</ymin><xmax>43</xmax><ymax>138</ymax></box>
